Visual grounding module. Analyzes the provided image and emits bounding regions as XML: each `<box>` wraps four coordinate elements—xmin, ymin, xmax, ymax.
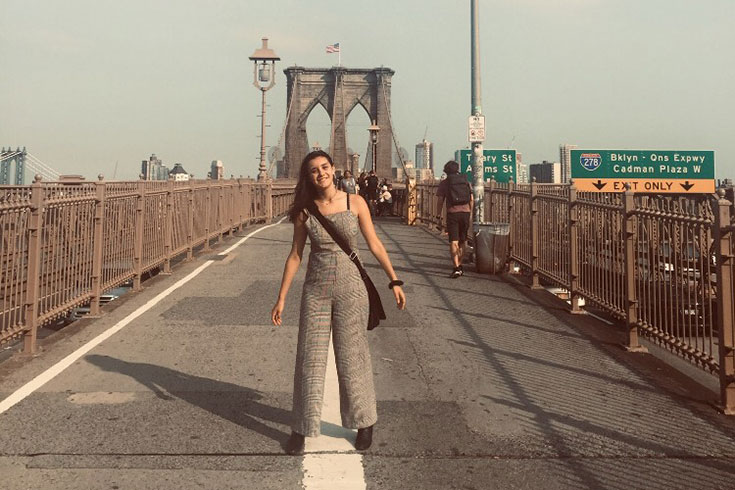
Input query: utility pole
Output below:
<box><xmin>470</xmin><ymin>0</ymin><xmax>484</xmax><ymax>222</ymax></box>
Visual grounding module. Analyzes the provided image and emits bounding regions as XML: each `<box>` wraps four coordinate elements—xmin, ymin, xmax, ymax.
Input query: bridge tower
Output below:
<box><xmin>283</xmin><ymin>67</ymin><xmax>395</xmax><ymax>179</ymax></box>
<box><xmin>0</xmin><ymin>147</ymin><xmax>27</xmax><ymax>185</ymax></box>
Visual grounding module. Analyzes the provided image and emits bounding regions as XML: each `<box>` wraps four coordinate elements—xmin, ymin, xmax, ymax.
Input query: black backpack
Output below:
<box><xmin>447</xmin><ymin>173</ymin><xmax>471</xmax><ymax>205</ymax></box>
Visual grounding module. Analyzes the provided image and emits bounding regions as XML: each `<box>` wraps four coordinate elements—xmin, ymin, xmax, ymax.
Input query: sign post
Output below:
<box><xmin>571</xmin><ymin>150</ymin><xmax>715</xmax><ymax>193</ymax></box>
<box><xmin>468</xmin><ymin>115</ymin><xmax>485</xmax><ymax>143</ymax></box>
<box><xmin>470</xmin><ymin>0</ymin><xmax>484</xmax><ymax>222</ymax></box>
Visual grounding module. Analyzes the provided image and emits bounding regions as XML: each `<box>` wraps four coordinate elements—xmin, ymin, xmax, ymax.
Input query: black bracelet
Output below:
<box><xmin>389</xmin><ymin>280</ymin><xmax>404</xmax><ymax>289</ymax></box>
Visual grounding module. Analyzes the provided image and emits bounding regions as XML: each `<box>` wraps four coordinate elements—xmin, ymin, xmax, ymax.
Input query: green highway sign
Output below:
<box><xmin>455</xmin><ymin>149</ymin><xmax>516</xmax><ymax>183</ymax></box>
<box><xmin>571</xmin><ymin>149</ymin><xmax>715</xmax><ymax>193</ymax></box>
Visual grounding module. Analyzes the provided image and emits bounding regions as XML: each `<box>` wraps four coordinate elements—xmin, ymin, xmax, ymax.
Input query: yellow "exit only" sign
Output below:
<box><xmin>573</xmin><ymin>178</ymin><xmax>714</xmax><ymax>193</ymax></box>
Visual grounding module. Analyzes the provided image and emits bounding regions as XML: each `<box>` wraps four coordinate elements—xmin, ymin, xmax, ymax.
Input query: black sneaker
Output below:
<box><xmin>450</xmin><ymin>268</ymin><xmax>462</xmax><ymax>279</ymax></box>
<box><xmin>355</xmin><ymin>425</ymin><xmax>374</xmax><ymax>451</ymax></box>
<box><xmin>285</xmin><ymin>431</ymin><xmax>305</xmax><ymax>455</ymax></box>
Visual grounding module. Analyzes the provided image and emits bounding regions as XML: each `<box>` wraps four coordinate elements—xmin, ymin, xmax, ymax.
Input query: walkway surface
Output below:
<box><xmin>1</xmin><ymin>218</ymin><xmax>735</xmax><ymax>489</ymax></box>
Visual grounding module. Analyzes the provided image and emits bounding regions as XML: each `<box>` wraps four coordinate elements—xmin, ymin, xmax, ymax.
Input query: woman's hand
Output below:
<box><xmin>271</xmin><ymin>298</ymin><xmax>285</xmax><ymax>326</ymax></box>
<box><xmin>392</xmin><ymin>286</ymin><xmax>406</xmax><ymax>310</ymax></box>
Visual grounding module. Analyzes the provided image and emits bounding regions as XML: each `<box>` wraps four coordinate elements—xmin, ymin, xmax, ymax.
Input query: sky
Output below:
<box><xmin>1</xmin><ymin>0</ymin><xmax>733</xmax><ymax>182</ymax></box>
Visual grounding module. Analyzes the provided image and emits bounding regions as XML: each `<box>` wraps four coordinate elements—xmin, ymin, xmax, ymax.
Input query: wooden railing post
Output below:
<box><xmin>203</xmin><ymin>181</ymin><xmax>211</xmax><ymax>252</ymax></box>
<box><xmin>132</xmin><ymin>178</ymin><xmax>145</xmax><ymax>291</ymax></box>
<box><xmin>186</xmin><ymin>179</ymin><xmax>194</xmax><ymax>261</ymax></box>
<box><xmin>623</xmin><ymin>185</ymin><xmax>645</xmax><ymax>352</ymax></box>
<box><xmin>89</xmin><ymin>175</ymin><xmax>106</xmax><ymax>316</ymax></box>
<box><xmin>247</xmin><ymin>182</ymin><xmax>255</xmax><ymax>223</ymax></box>
<box><xmin>237</xmin><ymin>178</ymin><xmax>245</xmax><ymax>231</ymax></box>
<box><xmin>406</xmin><ymin>178</ymin><xmax>417</xmax><ymax>226</ymax></box>
<box><xmin>507</xmin><ymin>179</ymin><xmax>516</xmax><ymax>271</ymax></box>
<box><xmin>488</xmin><ymin>177</ymin><xmax>495</xmax><ymax>222</ymax></box>
<box><xmin>227</xmin><ymin>182</ymin><xmax>235</xmax><ymax>235</ymax></box>
<box><xmin>266</xmin><ymin>180</ymin><xmax>274</xmax><ymax>223</ymax></box>
<box><xmin>163</xmin><ymin>179</ymin><xmax>174</xmax><ymax>274</ymax></box>
<box><xmin>715</xmin><ymin>191</ymin><xmax>735</xmax><ymax>413</ymax></box>
<box><xmin>415</xmin><ymin>185</ymin><xmax>422</xmax><ymax>226</ymax></box>
<box><xmin>217</xmin><ymin>183</ymin><xmax>224</xmax><ymax>243</ymax></box>
<box><xmin>22</xmin><ymin>175</ymin><xmax>44</xmax><ymax>354</ymax></box>
<box><xmin>568</xmin><ymin>182</ymin><xmax>584</xmax><ymax>314</ymax></box>
<box><xmin>530</xmin><ymin>178</ymin><xmax>542</xmax><ymax>289</ymax></box>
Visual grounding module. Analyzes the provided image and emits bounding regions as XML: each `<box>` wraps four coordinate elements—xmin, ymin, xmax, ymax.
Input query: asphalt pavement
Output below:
<box><xmin>1</xmin><ymin>218</ymin><xmax>735</xmax><ymax>489</ymax></box>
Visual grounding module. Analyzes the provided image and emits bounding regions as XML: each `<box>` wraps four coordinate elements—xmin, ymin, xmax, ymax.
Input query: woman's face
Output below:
<box><xmin>308</xmin><ymin>156</ymin><xmax>334</xmax><ymax>191</ymax></box>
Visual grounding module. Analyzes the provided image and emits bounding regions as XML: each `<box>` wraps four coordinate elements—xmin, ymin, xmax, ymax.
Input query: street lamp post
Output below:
<box><xmin>367</xmin><ymin>121</ymin><xmax>380</xmax><ymax>174</ymax></box>
<box><xmin>249</xmin><ymin>38</ymin><xmax>280</xmax><ymax>181</ymax></box>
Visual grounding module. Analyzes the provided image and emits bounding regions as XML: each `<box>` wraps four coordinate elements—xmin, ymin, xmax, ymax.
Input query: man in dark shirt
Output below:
<box><xmin>366</xmin><ymin>171</ymin><xmax>380</xmax><ymax>214</ymax></box>
<box><xmin>435</xmin><ymin>161</ymin><xmax>473</xmax><ymax>278</ymax></box>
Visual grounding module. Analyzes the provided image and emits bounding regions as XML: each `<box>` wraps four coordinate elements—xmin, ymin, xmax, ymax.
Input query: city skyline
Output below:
<box><xmin>1</xmin><ymin>0</ymin><xmax>733</xmax><ymax>181</ymax></box>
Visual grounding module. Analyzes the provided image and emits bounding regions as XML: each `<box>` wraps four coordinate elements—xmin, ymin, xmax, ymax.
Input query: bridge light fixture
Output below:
<box><xmin>368</xmin><ymin>121</ymin><xmax>380</xmax><ymax>173</ymax></box>
<box><xmin>249</xmin><ymin>38</ymin><xmax>280</xmax><ymax>181</ymax></box>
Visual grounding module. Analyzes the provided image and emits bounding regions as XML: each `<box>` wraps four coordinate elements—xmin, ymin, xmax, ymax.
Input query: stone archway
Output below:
<box><xmin>283</xmin><ymin>67</ymin><xmax>395</xmax><ymax>179</ymax></box>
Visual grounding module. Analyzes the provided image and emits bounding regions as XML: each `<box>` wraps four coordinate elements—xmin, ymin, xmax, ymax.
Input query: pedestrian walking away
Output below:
<box><xmin>366</xmin><ymin>170</ymin><xmax>380</xmax><ymax>215</ymax></box>
<box><xmin>435</xmin><ymin>160</ymin><xmax>473</xmax><ymax>278</ymax></box>
<box><xmin>271</xmin><ymin>150</ymin><xmax>407</xmax><ymax>456</ymax></box>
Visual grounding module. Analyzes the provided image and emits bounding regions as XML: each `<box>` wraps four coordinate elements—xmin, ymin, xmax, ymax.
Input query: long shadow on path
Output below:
<box><xmin>85</xmin><ymin>355</ymin><xmax>305</xmax><ymax>451</ymax></box>
<box><xmin>373</xmin><ymin>222</ymin><xmax>735</xmax><ymax>490</ymax></box>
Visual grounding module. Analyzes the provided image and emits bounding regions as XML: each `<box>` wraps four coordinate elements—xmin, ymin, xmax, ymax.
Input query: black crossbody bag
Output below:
<box><xmin>306</xmin><ymin>201</ymin><xmax>386</xmax><ymax>330</ymax></box>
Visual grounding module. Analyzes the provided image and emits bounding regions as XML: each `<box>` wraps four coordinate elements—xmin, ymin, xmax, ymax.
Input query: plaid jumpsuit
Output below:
<box><xmin>291</xmin><ymin>197</ymin><xmax>377</xmax><ymax>437</ymax></box>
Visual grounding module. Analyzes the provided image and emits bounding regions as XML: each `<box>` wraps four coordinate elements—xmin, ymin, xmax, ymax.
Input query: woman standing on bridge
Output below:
<box><xmin>271</xmin><ymin>150</ymin><xmax>406</xmax><ymax>455</ymax></box>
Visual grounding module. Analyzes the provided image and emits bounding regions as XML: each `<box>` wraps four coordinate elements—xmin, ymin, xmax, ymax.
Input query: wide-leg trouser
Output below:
<box><xmin>291</xmin><ymin>258</ymin><xmax>377</xmax><ymax>437</ymax></box>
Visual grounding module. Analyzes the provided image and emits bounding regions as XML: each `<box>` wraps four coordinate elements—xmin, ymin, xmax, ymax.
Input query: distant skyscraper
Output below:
<box><xmin>559</xmin><ymin>144</ymin><xmax>577</xmax><ymax>183</ymax></box>
<box><xmin>141</xmin><ymin>153</ymin><xmax>170</xmax><ymax>181</ymax></box>
<box><xmin>529</xmin><ymin>161</ymin><xmax>561</xmax><ymax>183</ymax></box>
<box><xmin>210</xmin><ymin>160</ymin><xmax>224</xmax><ymax>180</ymax></box>
<box><xmin>415</xmin><ymin>139</ymin><xmax>433</xmax><ymax>171</ymax></box>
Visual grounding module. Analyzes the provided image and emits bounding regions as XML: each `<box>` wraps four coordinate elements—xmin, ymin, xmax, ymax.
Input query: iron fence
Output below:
<box><xmin>409</xmin><ymin>180</ymin><xmax>735</xmax><ymax>412</ymax></box>
<box><xmin>0</xmin><ymin>177</ymin><xmax>295</xmax><ymax>352</ymax></box>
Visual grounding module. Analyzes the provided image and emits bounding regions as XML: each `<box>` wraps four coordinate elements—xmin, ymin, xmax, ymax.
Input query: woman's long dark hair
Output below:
<box><xmin>288</xmin><ymin>150</ymin><xmax>334</xmax><ymax>222</ymax></box>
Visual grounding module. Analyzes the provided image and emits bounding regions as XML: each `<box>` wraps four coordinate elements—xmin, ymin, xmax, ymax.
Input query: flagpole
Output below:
<box><xmin>338</xmin><ymin>45</ymin><xmax>341</xmax><ymax>67</ymax></box>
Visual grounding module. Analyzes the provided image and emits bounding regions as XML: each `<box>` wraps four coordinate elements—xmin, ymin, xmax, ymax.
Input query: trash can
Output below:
<box><xmin>474</xmin><ymin>222</ymin><xmax>509</xmax><ymax>274</ymax></box>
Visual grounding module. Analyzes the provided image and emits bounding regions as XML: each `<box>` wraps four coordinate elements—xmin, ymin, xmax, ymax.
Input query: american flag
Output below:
<box><xmin>326</xmin><ymin>43</ymin><xmax>340</xmax><ymax>53</ymax></box>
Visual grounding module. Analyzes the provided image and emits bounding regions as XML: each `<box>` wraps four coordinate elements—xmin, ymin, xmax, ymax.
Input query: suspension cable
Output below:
<box><xmin>25</xmin><ymin>153</ymin><xmax>60</xmax><ymax>180</ymax></box>
<box><xmin>380</xmin><ymin>76</ymin><xmax>411</xmax><ymax>178</ymax></box>
<box><xmin>267</xmin><ymin>74</ymin><xmax>297</xmax><ymax>176</ymax></box>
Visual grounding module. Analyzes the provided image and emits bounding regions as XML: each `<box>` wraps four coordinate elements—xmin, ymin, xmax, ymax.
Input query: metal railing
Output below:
<box><xmin>408</xmin><ymin>180</ymin><xmax>735</xmax><ymax>412</ymax></box>
<box><xmin>0</xmin><ymin>177</ymin><xmax>295</xmax><ymax>353</ymax></box>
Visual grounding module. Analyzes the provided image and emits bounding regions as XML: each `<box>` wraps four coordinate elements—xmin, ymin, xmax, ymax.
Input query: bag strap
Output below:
<box><xmin>306</xmin><ymin>201</ymin><xmax>368</xmax><ymax>278</ymax></box>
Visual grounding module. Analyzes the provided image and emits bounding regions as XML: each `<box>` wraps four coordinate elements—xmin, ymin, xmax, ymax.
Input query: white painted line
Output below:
<box><xmin>221</xmin><ymin>216</ymin><xmax>286</xmax><ymax>255</ymax></box>
<box><xmin>303</xmin><ymin>338</ymin><xmax>366</xmax><ymax>489</ymax></box>
<box><xmin>302</xmin><ymin>453</ymin><xmax>366</xmax><ymax>490</ymax></box>
<box><xmin>305</xmin><ymin>338</ymin><xmax>357</xmax><ymax>453</ymax></box>
<box><xmin>0</xmin><ymin>219</ymin><xmax>284</xmax><ymax>416</ymax></box>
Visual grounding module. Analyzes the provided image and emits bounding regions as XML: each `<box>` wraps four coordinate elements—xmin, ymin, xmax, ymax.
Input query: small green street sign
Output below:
<box><xmin>455</xmin><ymin>149</ymin><xmax>516</xmax><ymax>183</ymax></box>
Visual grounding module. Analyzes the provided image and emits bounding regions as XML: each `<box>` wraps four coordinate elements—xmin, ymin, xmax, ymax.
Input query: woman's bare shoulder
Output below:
<box><xmin>351</xmin><ymin>193</ymin><xmax>368</xmax><ymax>211</ymax></box>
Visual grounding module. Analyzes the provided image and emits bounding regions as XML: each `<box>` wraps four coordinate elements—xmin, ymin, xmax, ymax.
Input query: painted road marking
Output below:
<box><xmin>0</xmin><ymin>217</ymin><xmax>286</xmax><ymax>416</ymax></box>
<box><xmin>302</xmin><ymin>338</ymin><xmax>366</xmax><ymax>489</ymax></box>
